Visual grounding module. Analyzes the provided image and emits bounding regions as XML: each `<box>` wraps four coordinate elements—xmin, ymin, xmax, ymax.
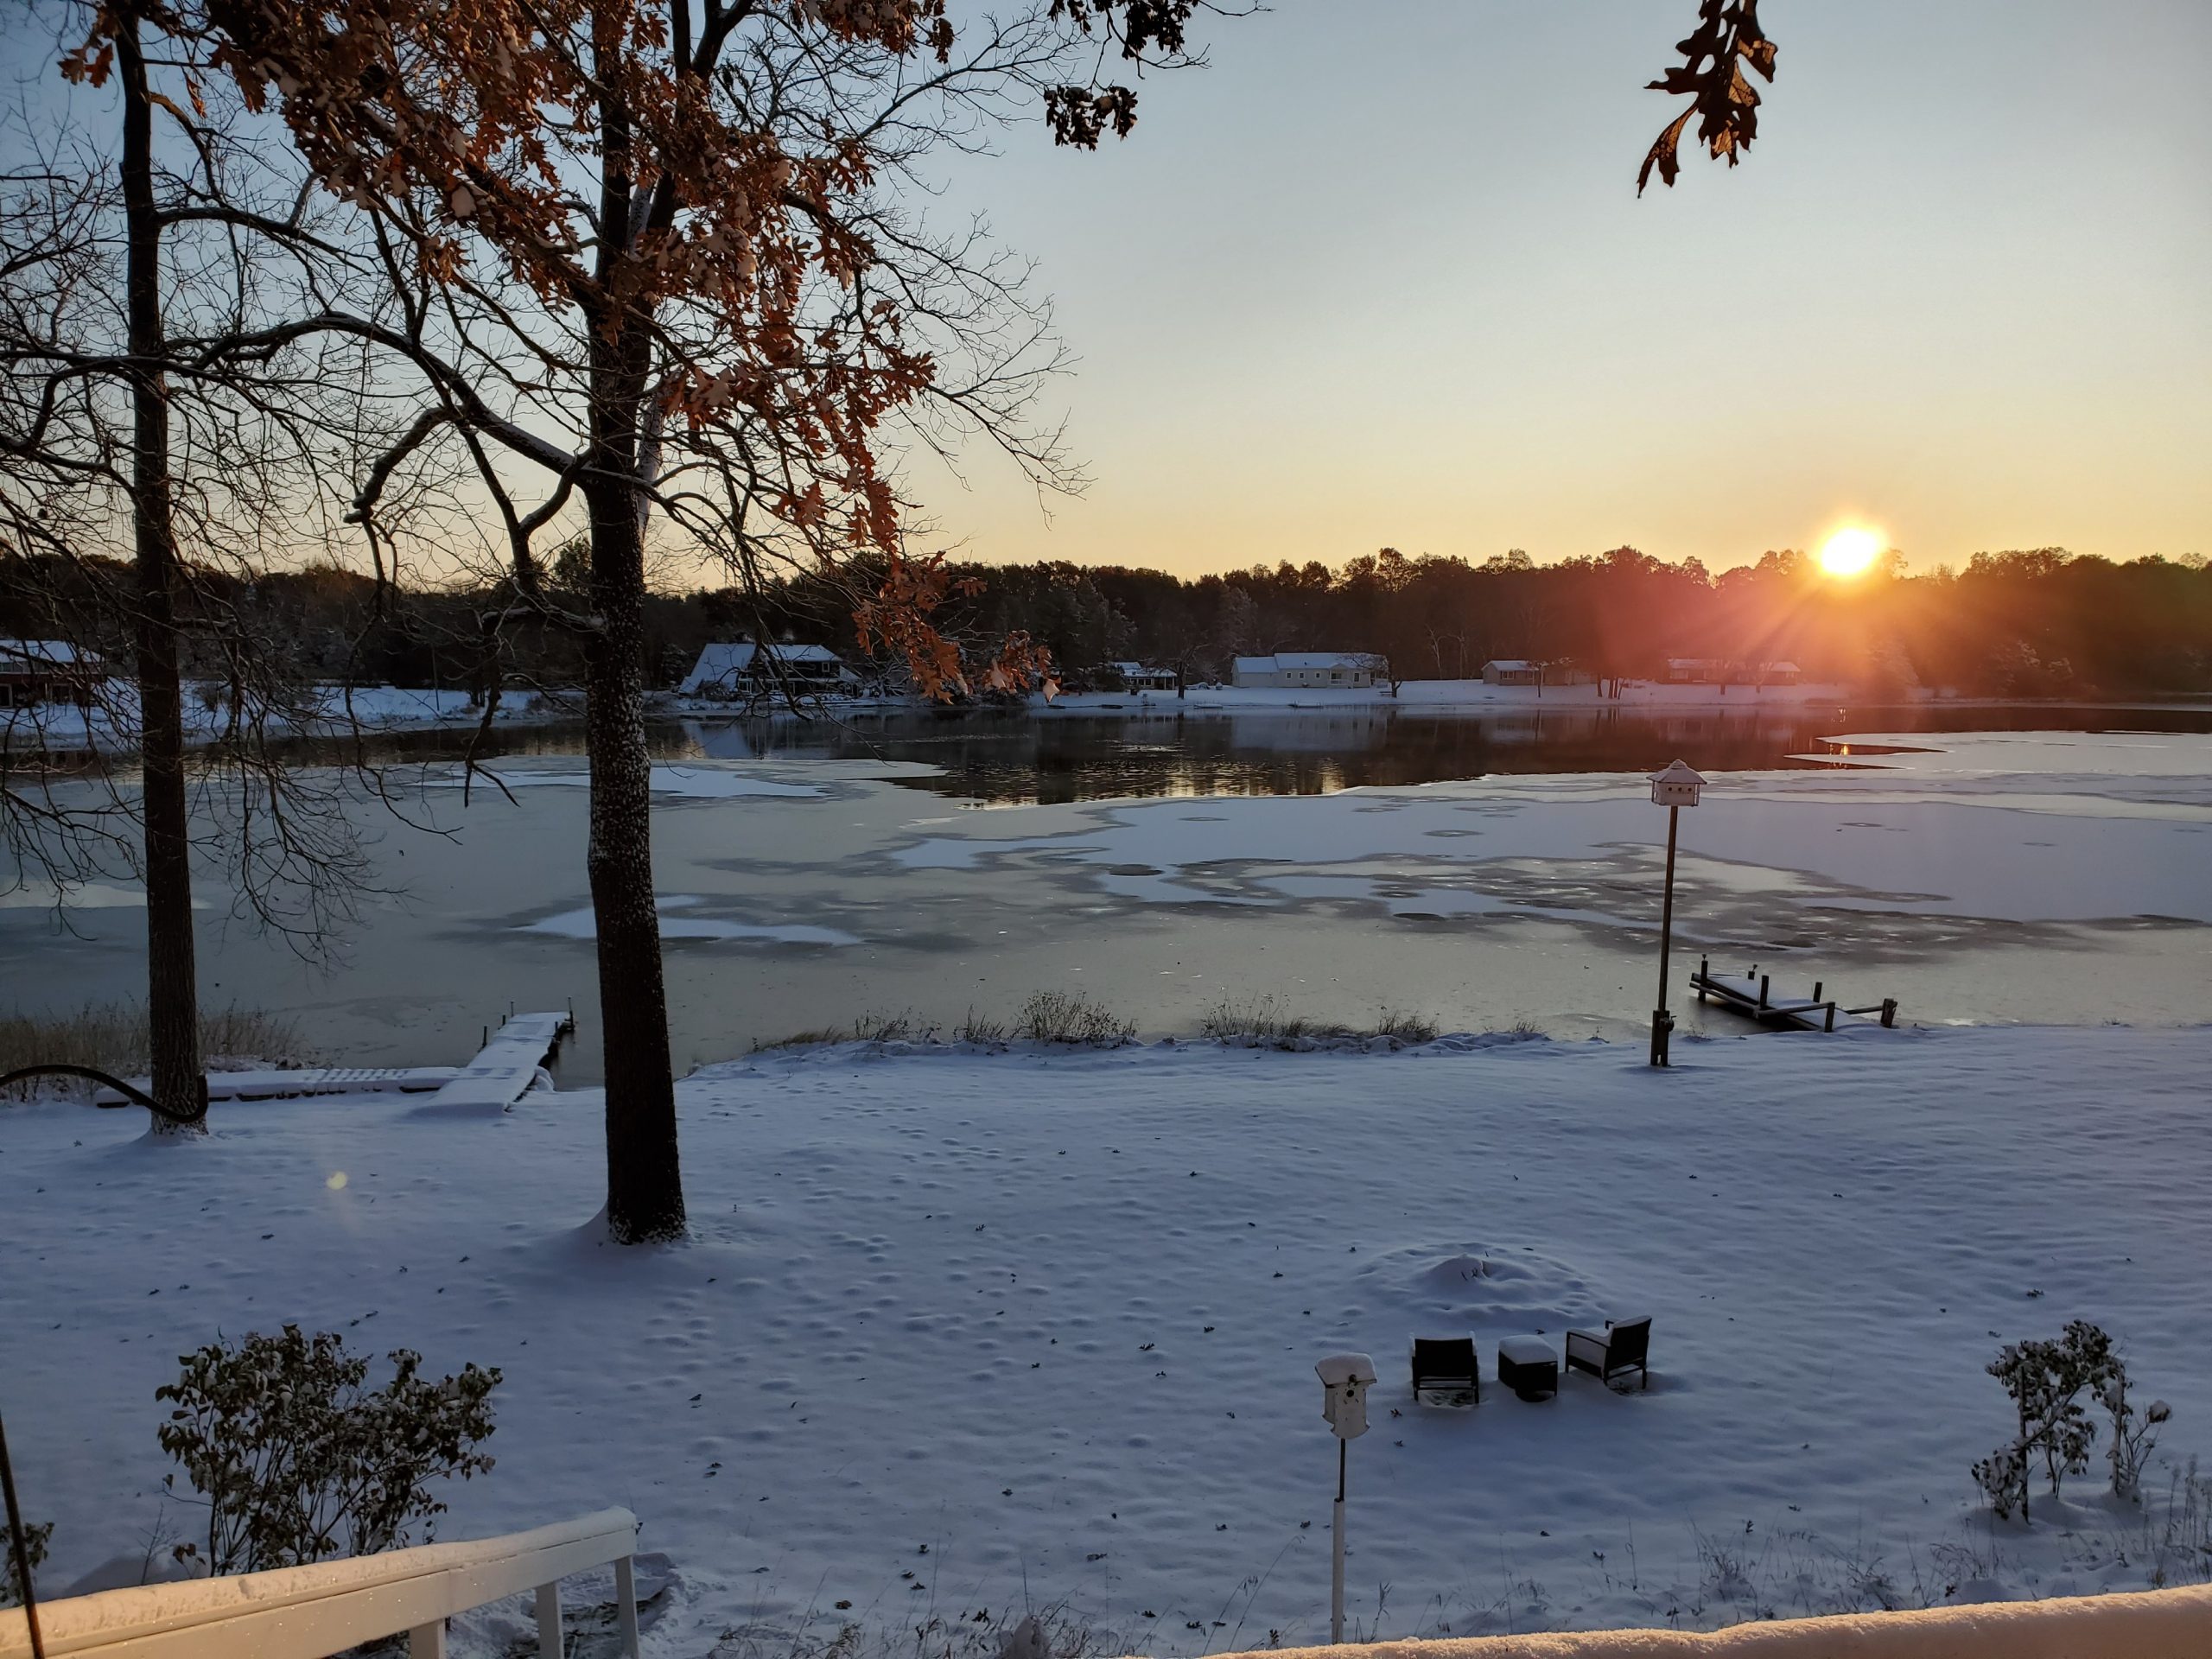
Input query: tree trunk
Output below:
<box><xmin>119</xmin><ymin>13</ymin><xmax>205</xmax><ymax>1135</ymax></box>
<box><xmin>583</xmin><ymin>346</ymin><xmax>683</xmax><ymax>1241</ymax></box>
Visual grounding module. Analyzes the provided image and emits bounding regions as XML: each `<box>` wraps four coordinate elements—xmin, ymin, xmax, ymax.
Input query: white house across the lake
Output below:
<box><xmin>0</xmin><ymin>638</ymin><xmax>105</xmax><ymax>708</ymax></box>
<box><xmin>1107</xmin><ymin>660</ymin><xmax>1179</xmax><ymax>692</ymax></box>
<box><xmin>1481</xmin><ymin>658</ymin><xmax>1544</xmax><ymax>686</ymax></box>
<box><xmin>1231</xmin><ymin>652</ymin><xmax>1383</xmax><ymax>689</ymax></box>
<box><xmin>680</xmin><ymin>639</ymin><xmax>858</xmax><ymax>697</ymax></box>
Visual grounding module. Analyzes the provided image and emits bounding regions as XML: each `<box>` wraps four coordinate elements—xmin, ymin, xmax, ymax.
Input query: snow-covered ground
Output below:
<box><xmin>0</xmin><ymin>683</ymin><xmax>574</xmax><ymax>751</ymax></box>
<box><xmin>8</xmin><ymin>1025</ymin><xmax>2212</xmax><ymax>1654</ymax></box>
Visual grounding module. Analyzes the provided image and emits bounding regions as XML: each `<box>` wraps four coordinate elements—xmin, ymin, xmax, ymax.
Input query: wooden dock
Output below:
<box><xmin>97</xmin><ymin>1066</ymin><xmax>458</xmax><ymax>1106</ymax></box>
<box><xmin>1690</xmin><ymin>957</ymin><xmax>1897</xmax><ymax>1033</ymax></box>
<box><xmin>420</xmin><ymin>1011</ymin><xmax>576</xmax><ymax>1110</ymax></box>
<box><xmin>96</xmin><ymin>1008</ymin><xmax>577</xmax><ymax>1110</ymax></box>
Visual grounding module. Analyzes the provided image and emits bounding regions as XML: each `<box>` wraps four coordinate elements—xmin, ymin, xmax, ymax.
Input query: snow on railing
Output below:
<box><xmin>1209</xmin><ymin>1580</ymin><xmax>2212</xmax><ymax>1657</ymax></box>
<box><xmin>0</xmin><ymin>1507</ymin><xmax>639</xmax><ymax>1659</ymax></box>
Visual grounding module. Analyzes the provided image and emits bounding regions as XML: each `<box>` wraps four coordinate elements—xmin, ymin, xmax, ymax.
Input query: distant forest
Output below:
<box><xmin>6</xmin><ymin>544</ymin><xmax>2209</xmax><ymax>699</ymax></box>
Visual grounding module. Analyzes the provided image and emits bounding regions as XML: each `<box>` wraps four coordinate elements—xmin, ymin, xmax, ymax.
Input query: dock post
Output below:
<box><xmin>1758</xmin><ymin>974</ymin><xmax>1770</xmax><ymax>1011</ymax></box>
<box><xmin>1696</xmin><ymin>956</ymin><xmax>1709</xmax><ymax>1003</ymax></box>
<box><xmin>1824</xmin><ymin>1003</ymin><xmax>1836</xmax><ymax>1033</ymax></box>
<box><xmin>1881</xmin><ymin>998</ymin><xmax>1897</xmax><ymax>1028</ymax></box>
<box><xmin>1812</xmin><ymin>981</ymin><xmax>1822</xmax><ymax>1001</ymax></box>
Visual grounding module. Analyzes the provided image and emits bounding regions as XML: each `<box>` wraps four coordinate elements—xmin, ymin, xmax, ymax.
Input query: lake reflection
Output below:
<box><xmin>276</xmin><ymin>700</ymin><xmax>2212</xmax><ymax>804</ymax></box>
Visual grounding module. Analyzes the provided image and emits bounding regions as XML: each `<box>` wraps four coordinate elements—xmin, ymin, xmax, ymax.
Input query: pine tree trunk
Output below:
<box><xmin>584</xmin><ymin>364</ymin><xmax>683</xmax><ymax>1241</ymax></box>
<box><xmin>119</xmin><ymin>13</ymin><xmax>204</xmax><ymax>1135</ymax></box>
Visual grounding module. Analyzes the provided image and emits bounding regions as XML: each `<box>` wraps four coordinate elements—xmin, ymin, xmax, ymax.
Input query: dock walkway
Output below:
<box><xmin>1691</xmin><ymin>959</ymin><xmax>1898</xmax><ymax>1033</ymax></box>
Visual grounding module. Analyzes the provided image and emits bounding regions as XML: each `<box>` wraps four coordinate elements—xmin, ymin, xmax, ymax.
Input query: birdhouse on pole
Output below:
<box><xmin>1649</xmin><ymin>759</ymin><xmax>1707</xmax><ymax>807</ymax></box>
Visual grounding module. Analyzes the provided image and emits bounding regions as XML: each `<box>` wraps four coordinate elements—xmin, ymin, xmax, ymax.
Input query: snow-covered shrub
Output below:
<box><xmin>1972</xmin><ymin>1440</ymin><xmax>2031</xmax><ymax>1522</ymax></box>
<box><xmin>156</xmin><ymin>1325</ymin><xmax>499</xmax><ymax>1573</ymax></box>
<box><xmin>2099</xmin><ymin>1362</ymin><xmax>2171</xmax><ymax>1503</ymax></box>
<box><xmin>1018</xmin><ymin>990</ymin><xmax>1134</xmax><ymax>1047</ymax></box>
<box><xmin>1974</xmin><ymin>1321</ymin><xmax>2120</xmax><ymax>1521</ymax></box>
<box><xmin>1</xmin><ymin>1516</ymin><xmax>50</xmax><ymax>1607</ymax></box>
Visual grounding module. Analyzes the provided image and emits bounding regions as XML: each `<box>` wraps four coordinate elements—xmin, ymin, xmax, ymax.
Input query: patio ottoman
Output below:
<box><xmin>1497</xmin><ymin>1335</ymin><xmax>1559</xmax><ymax>1402</ymax></box>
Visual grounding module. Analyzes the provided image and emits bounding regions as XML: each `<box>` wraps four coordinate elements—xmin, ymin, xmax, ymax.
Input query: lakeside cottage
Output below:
<box><xmin>1481</xmin><ymin>658</ymin><xmax>1544</xmax><ymax>686</ymax></box>
<box><xmin>1231</xmin><ymin>652</ymin><xmax>1384</xmax><ymax>690</ymax></box>
<box><xmin>1106</xmin><ymin>660</ymin><xmax>1179</xmax><ymax>692</ymax></box>
<box><xmin>0</xmin><ymin>639</ymin><xmax>105</xmax><ymax>708</ymax></box>
<box><xmin>680</xmin><ymin>639</ymin><xmax>858</xmax><ymax>697</ymax></box>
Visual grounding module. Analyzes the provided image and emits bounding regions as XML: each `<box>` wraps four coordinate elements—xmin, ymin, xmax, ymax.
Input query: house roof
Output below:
<box><xmin>0</xmin><ymin>639</ymin><xmax>101</xmax><ymax>671</ymax></box>
<box><xmin>680</xmin><ymin>640</ymin><xmax>847</xmax><ymax>693</ymax></box>
<box><xmin>1237</xmin><ymin>652</ymin><xmax>1377</xmax><ymax>672</ymax></box>
<box><xmin>1483</xmin><ymin>659</ymin><xmax>1538</xmax><ymax>672</ymax></box>
<box><xmin>1765</xmin><ymin>661</ymin><xmax>1802</xmax><ymax>673</ymax></box>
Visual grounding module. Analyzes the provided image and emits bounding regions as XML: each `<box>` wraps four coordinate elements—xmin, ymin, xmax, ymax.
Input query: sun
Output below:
<box><xmin>1818</xmin><ymin>526</ymin><xmax>1884</xmax><ymax>579</ymax></box>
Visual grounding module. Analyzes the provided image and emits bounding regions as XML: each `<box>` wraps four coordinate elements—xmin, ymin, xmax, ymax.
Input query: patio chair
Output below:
<box><xmin>1563</xmin><ymin>1316</ymin><xmax>1650</xmax><ymax>1391</ymax></box>
<box><xmin>1410</xmin><ymin>1335</ymin><xmax>1480</xmax><ymax>1404</ymax></box>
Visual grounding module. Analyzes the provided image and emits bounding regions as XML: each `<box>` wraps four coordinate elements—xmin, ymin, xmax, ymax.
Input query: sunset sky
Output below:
<box><xmin>918</xmin><ymin>0</ymin><xmax>2212</xmax><ymax>577</ymax></box>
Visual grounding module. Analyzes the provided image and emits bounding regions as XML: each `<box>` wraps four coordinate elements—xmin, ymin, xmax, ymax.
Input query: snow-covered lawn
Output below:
<box><xmin>7</xmin><ymin>1025</ymin><xmax>2211</xmax><ymax>1654</ymax></box>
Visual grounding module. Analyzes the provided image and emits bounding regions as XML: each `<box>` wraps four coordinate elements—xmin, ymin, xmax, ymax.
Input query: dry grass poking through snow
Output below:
<box><xmin>0</xmin><ymin>1002</ymin><xmax>308</xmax><ymax>1099</ymax></box>
<box><xmin>750</xmin><ymin>995</ymin><xmax>1135</xmax><ymax>1052</ymax></box>
<box><xmin>703</xmin><ymin>1603</ymin><xmax>1121</xmax><ymax>1659</ymax></box>
<box><xmin>1016</xmin><ymin>990</ymin><xmax>1135</xmax><ymax>1047</ymax></box>
<box><xmin>1200</xmin><ymin>994</ymin><xmax>1441</xmax><ymax>1049</ymax></box>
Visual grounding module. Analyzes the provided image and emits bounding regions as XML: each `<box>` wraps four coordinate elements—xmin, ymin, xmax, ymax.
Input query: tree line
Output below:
<box><xmin>12</xmin><ymin>540</ymin><xmax>2205</xmax><ymax>705</ymax></box>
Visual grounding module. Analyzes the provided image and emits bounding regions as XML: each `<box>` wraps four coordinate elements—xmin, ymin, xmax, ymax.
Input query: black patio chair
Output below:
<box><xmin>1410</xmin><ymin>1335</ymin><xmax>1480</xmax><ymax>1404</ymax></box>
<box><xmin>1564</xmin><ymin>1316</ymin><xmax>1650</xmax><ymax>1391</ymax></box>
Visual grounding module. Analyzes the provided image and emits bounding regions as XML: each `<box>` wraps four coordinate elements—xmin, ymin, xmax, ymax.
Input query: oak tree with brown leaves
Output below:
<box><xmin>160</xmin><ymin>0</ymin><xmax>1771</xmax><ymax>1240</ymax></box>
<box><xmin>188</xmin><ymin>0</ymin><xmax>1220</xmax><ymax>1239</ymax></box>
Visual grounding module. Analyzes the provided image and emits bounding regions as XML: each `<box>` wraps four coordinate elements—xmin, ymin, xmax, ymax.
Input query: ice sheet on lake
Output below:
<box><xmin>521</xmin><ymin>893</ymin><xmax>859</xmax><ymax>946</ymax></box>
<box><xmin>892</xmin><ymin>730</ymin><xmax>2212</xmax><ymax>925</ymax></box>
<box><xmin>434</xmin><ymin>762</ymin><xmax>826</xmax><ymax>798</ymax></box>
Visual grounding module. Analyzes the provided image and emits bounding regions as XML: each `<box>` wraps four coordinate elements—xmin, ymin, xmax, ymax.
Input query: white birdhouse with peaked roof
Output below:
<box><xmin>1649</xmin><ymin>759</ymin><xmax>1707</xmax><ymax>807</ymax></box>
<box><xmin>1316</xmin><ymin>1353</ymin><xmax>1376</xmax><ymax>1440</ymax></box>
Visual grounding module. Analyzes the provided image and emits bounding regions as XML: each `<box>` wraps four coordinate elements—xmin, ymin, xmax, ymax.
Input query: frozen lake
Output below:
<box><xmin>3</xmin><ymin>707</ymin><xmax>2209</xmax><ymax>1081</ymax></box>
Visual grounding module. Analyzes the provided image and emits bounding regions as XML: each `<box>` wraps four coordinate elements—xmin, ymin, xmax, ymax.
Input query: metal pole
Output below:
<box><xmin>1331</xmin><ymin>1436</ymin><xmax>1347</xmax><ymax>1645</ymax></box>
<box><xmin>1650</xmin><ymin>802</ymin><xmax>1680</xmax><ymax>1067</ymax></box>
<box><xmin>1</xmin><ymin>1408</ymin><xmax>47</xmax><ymax>1659</ymax></box>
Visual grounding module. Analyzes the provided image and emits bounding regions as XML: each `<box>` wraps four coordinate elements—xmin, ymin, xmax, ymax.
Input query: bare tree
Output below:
<box><xmin>0</xmin><ymin>3</ymin><xmax>390</xmax><ymax>1123</ymax></box>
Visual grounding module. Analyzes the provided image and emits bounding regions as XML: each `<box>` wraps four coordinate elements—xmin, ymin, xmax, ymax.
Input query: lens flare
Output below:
<box><xmin>1819</xmin><ymin>527</ymin><xmax>1883</xmax><ymax>578</ymax></box>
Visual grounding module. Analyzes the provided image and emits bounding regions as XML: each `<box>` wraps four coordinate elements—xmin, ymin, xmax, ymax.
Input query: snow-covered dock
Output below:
<box><xmin>93</xmin><ymin>1065</ymin><xmax>459</xmax><ymax>1107</ymax></box>
<box><xmin>91</xmin><ymin>1011</ymin><xmax>575</xmax><ymax>1111</ymax></box>
<box><xmin>420</xmin><ymin>1010</ymin><xmax>575</xmax><ymax>1110</ymax></box>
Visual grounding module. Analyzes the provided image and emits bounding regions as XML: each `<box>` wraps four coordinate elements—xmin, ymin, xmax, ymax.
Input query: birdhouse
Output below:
<box><xmin>1649</xmin><ymin>759</ymin><xmax>1707</xmax><ymax>807</ymax></box>
<box><xmin>1315</xmin><ymin>1352</ymin><xmax>1376</xmax><ymax>1440</ymax></box>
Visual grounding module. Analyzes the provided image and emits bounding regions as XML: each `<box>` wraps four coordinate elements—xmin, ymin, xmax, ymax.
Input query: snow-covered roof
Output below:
<box><xmin>1766</xmin><ymin>660</ymin><xmax>1802</xmax><ymax>673</ymax></box>
<box><xmin>0</xmin><ymin>638</ymin><xmax>100</xmax><ymax>671</ymax></box>
<box><xmin>1483</xmin><ymin>659</ymin><xmax>1538</xmax><ymax>672</ymax></box>
<box><xmin>680</xmin><ymin>640</ymin><xmax>846</xmax><ymax>694</ymax></box>
<box><xmin>1238</xmin><ymin>652</ymin><xmax>1376</xmax><ymax>672</ymax></box>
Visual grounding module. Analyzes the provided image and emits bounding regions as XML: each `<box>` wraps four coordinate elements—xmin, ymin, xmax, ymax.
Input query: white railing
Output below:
<box><xmin>1211</xmin><ymin>1579</ymin><xmax>2212</xmax><ymax>1657</ymax></box>
<box><xmin>0</xmin><ymin>1507</ymin><xmax>639</xmax><ymax>1659</ymax></box>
